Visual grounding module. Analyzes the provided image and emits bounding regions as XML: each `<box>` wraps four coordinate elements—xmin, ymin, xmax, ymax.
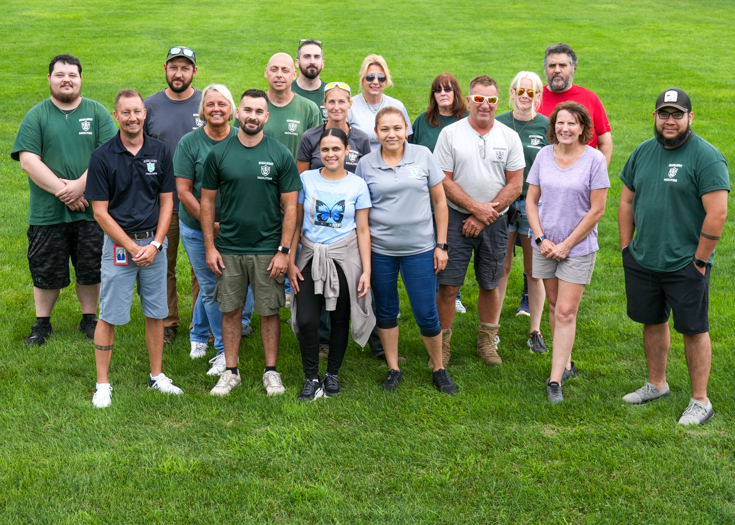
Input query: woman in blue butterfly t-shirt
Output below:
<box><xmin>287</xmin><ymin>127</ymin><xmax>373</xmax><ymax>401</ymax></box>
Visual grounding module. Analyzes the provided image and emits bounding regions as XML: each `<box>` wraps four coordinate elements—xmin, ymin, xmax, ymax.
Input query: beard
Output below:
<box><xmin>167</xmin><ymin>77</ymin><xmax>192</xmax><ymax>94</ymax></box>
<box><xmin>546</xmin><ymin>73</ymin><xmax>573</xmax><ymax>92</ymax></box>
<box><xmin>654</xmin><ymin>124</ymin><xmax>692</xmax><ymax>149</ymax></box>
<box><xmin>299</xmin><ymin>65</ymin><xmax>321</xmax><ymax>80</ymax></box>
<box><xmin>50</xmin><ymin>85</ymin><xmax>80</xmax><ymax>104</ymax></box>
<box><xmin>240</xmin><ymin>119</ymin><xmax>264</xmax><ymax>136</ymax></box>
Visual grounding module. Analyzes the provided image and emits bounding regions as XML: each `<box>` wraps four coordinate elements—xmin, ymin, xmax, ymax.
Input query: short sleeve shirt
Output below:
<box><xmin>348</xmin><ymin>93</ymin><xmax>413</xmax><ymax>152</ymax></box>
<box><xmin>298</xmin><ymin>169</ymin><xmax>372</xmax><ymax>245</ymax></box>
<box><xmin>356</xmin><ymin>143</ymin><xmax>444</xmax><ymax>256</ymax></box>
<box><xmin>11</xmin><ymin>97</ymin><xmax>117</xmax><ymax>225</ymax></box>
<box><xmin>433</xmin><ymin>118</ymin><xmax>525</xmax><ymax>214</ymax></box>
<box><xmin>494</xmin><ymin>111</ymin><xmax>550</xmax><ymax>197</ymax></box>
<box><xmin>202</xmin><ymin>134</ymin><xmax>302</xmax><ymax>255</ymax></box>
<box><xmin>264</xmin><ymin>93</ymin><xmax>323</xmax><ymax>158</ymax></box>
<box><xmin>619</xmin><ymin>133</ymin><xmax>730</xmax><ymax>272</ymax></box>
<box><xmin>409</xmin><ymin>112</ymin><xmax>462</xmax><ymax>153</ymax></box>
<box><xmin>86</xmin><ymin>133</ymin><xmax>175</xmax><ymax>233</ymax></box>
<box><xmin>291</xmin><ymin>80</ymin><xmax>327</xmax><ymax>123</ymax></box>
<box><xmin>297</xmin><ymin>124</ymin><xmax>372</xmax><ymax>172</ymax></box>
<box><xmin>539</xmin><ymin>85</ymin><xmax>611</xmax><ymax>149</ymax></box>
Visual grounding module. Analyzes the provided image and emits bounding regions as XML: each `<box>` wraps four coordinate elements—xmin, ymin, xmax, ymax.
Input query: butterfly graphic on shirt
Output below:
<box><xmin>314</xmin><ymin>199</ymin><xmax>346</xmax><ymax>228</ymax></box>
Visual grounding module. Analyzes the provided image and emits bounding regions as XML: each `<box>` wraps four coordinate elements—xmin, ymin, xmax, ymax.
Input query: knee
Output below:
<box><xmin>438</xmin><ymin>285</ymin><xmax>460</xmax><ymax>300</ymax></box>
<box><xmin>554</xmin><ymin>307</ymin><xmax>577</xmax><ymax>325</ymax></box>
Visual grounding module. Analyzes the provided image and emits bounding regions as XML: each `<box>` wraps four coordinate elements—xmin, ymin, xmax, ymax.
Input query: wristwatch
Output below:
<box><xmin>277</xmin><ymin>246</ymin><xmax>291</xmax><ymax>255</ymax></box>
<box><xmin>535</xmin><ymin>236</ymin><xmax>547</xmax><ymax>246</ymax></box>
<box><xmin>151</xmin><ymin>241</ymin><xmax>163</xmax><ymax>252</ymax></box>
<box><xmin>694</xmin><ymin>258</ymin><xmax>707</xmax><ymax>268</ymax></box>
<box><xmin>436</xmin><ymin>243</ymin><xmax>449</xmax><ymax>251</ymax></box>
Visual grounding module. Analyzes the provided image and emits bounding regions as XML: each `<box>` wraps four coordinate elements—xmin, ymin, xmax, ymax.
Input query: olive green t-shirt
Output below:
<box><xmin>11</xmin><ymin>98</ymin><xmax>117</xmax><ymax>225</ymax></box>
<box><xmin>201</xmin><ymin>134</ymin><xmax>302</xmax><ymax>255</ymax></box>
<box><xmin>619</xmin><ymin>133</ymin><xmax>730</xmax><ymax>272</ymax></box>
<box><xmin>174</xmin><ymin>125</ymin><xmax>239</xmax><ymax>230</ymax></box>
<box><xmin>409</xmin><ymin>112</ymin><xmax>462</xmax><ymax>153</ymax></box>
<box><xmin>495</xmin><ymin>111</ymin><xmax>550</xmax><ymax>197</ymax></box>
<box><xmin>291</xmin><ymin>80</ymin><xmax>327</xmax><ymax>124</ymax></box>
<box><xmin>264</xmin><ymin>93</ymin><xmax>322</xmax><ymax>158</ymax></box>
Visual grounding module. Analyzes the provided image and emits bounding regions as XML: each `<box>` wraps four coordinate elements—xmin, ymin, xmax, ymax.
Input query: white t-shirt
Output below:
<box><xmin>433</xmin><ymin>118</ymin><xmax>525</xmax><ymax>214</ymax></box>
<box><xmin>348</xmin><ymin>93</ymin><xmax>413</xmax><ymax>152</ymax></box>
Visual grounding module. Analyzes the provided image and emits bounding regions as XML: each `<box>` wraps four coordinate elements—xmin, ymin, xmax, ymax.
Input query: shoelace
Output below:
<box><xmin>682</xmin><ymin>401</ymin><xmax>706</xmax><ymax>417</ymax></box>
<box><xmin>208</xmin><ymin>354</ymin><xmax>225</xmax><ymax>365</ymax></box>
<box><xmin>324</xmin><ymin>375</ymin><xmax>339</xmax><ymax>389</ymax></box>
<box><xmin>265</xmin><ymin>372</ymin><xmax>281</xmax><ymax>387</ymax></box>
<box><xmin>434</xmin><ymin>370</ymin><xmax>452</xmax><ymax>386</ymax></box>
<box><xmin>302</xmin><ymin>379</ymin><xmax>318</xmax><ymax>394</ymax></box>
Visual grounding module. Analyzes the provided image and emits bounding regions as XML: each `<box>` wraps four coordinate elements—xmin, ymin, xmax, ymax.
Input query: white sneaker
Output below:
<box><xmin>285</xmin><ymin>293</ymin><xmax>292</xmax><ymax>309</ymax></box>
<box><xmin>92</xmin><ymin>384</ymin><xmax>112</xmax><ymax>408</ymax></box>
<box><xmin>148</xmin><ymin>374</ymin><xmax>183</xmax><ymax>395</ymax></box>
<box><xmin>190</xmin><ymin>341</ymin><xmax>208</xmax><ymax>359</ymax></box>
<box><xmin>455</xmin><ymin>299</ymin><xmax>467</xmax><ymax>314</ymax></box>
<box><xmin>263</xmin><ymin>370</ymin><xmax>286</xmax><ymax>396</ymax></box>
<box><xmin>210</xmin><ymin>370</ymin><xmax>241</xmax><ymax>396</ymax></box>
<box><xmin>678</xmin><ymin>398</ymin><xmax>715</xmax><ymax>426</ymax></box>
<box><xmin>207</xmin><ymin>353</ymin><xmax>226</xmax><ymax>376</ymax></box>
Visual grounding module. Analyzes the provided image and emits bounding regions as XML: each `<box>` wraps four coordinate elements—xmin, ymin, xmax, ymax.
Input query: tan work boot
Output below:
<box><xmin>427</xmin><ymin>328</ymin><xmax>453</xmax><ymax>368</ymax></box>
<box><xmin>477</xmin><ymin>323</ymin><xmax>502</xmax><ymax>366</ymax></box>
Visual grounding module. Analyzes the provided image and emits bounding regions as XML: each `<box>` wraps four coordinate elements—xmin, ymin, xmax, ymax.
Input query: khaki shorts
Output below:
<box><xmin>532</xmin><ymin>249</ymin><xmax>597</xmax><ymax>285</ymax></box>
<box><xmin>214</xmin><ymin>254</ymin><xmax>285</xmax><ymax>315</ymax></box>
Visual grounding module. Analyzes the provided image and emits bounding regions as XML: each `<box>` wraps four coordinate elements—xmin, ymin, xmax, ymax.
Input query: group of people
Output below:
<box><xmin>11</xmin><ymin>40</ymin><xmax>728</xmax><ymax>427</ymax></box>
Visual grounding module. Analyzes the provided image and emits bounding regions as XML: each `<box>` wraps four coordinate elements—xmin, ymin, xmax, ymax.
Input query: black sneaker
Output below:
<box><xmin>78</xmin><ymin>315</ymin><xmax>98</xmax><ymax>340</ymax></box>
<box><xmin>432</xmin><ymin>368</ymin><xmax>458</xmax><ymax>394</ymax></box>
<box><xmin>381</xmin><ymin>369</ymin><xmax>403</xmax><ymax>391</ymax></box>
<box><xmin>24</xmin><ymin>319</ymin><xmax>54</xmax><ymax>346</ymax></box>
<box><xmin>297</xmin><ymin>378</ymin><xmax>322</xmax><ymax>401</ymax></box>
<box><xmin>322</xmin><ymin>373</ymin><xmax>341</xmax><ymax>397</ymax></box>
<box><xmin>163</xmin><ymin>326</ymin><xmax>178</xmax><ymax>346</ymax></box>
<box><xmin>547</xmin><ymin>381</ymin><xmax>563</xmax><ymax>403</ymax></box>
<box><xmin>545</xmin><ymin>362</ymin><xmax>578</xmax><ymax>385</ymax></box>
<box><xmin>527</xmin><ymin>330</ymin><xmax>548</xmax><ymax>353</ymax></box>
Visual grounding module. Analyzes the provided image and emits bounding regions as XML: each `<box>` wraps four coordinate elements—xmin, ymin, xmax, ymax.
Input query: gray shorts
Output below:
<box><xmin>532</xmin><ymin>249</ymin><xmax>597</xmax><ymax>285</ymax></box>
<box><xmin>438</xmin><ymin>207</ymin><xmax>508</xmax><ymax>290</ymax></box>
<box><xmin>214</xmin><ymin>254</ymin><xmax>285</xmax><ymax>316</ymax></box>
<box><xmin>99</xmin><ymin>234</ymin><xmax>169</xmax><ymax>325</ymax></box>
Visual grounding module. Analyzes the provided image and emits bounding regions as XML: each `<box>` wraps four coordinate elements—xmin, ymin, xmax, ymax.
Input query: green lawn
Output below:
<box><xmin>2</xmin><ymin>0</ymin><xmax>735</xmax><ymax>523</ymax></box>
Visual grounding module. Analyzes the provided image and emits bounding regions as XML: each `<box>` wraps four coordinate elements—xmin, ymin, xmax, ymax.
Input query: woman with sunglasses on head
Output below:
<box><xmin>356</xmin><ymin>106</ymin><xmax>457</xmax><ymax>395</ymax></box>
<box><xmin>525</xmin><ymin>101</ymin><xmax>609</xmax><ymax>404</ymax></box>
<box><xmin>288</xmin><ymin>127</ymin><xmax>375</xmax><ymax>401</ymax></box>
<box><xmin>493</xmin><ymin>72</ymin><xmax>550</xmax><ymax>354</ymax></box>
<box><xmin>349</xmin><ymin>54</ymin><xmax>412</xmax><ymax>152</ymax></box>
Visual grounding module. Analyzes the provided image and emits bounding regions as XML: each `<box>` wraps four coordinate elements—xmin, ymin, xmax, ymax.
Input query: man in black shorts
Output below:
<box><xmin>619</xmin><ymin>88</ymin><xmax>729</xmax><ymax>426</ymax></box>
<box><xmin>11</xmin><ymin>54</ymin><xmax>117</xmax><ymax>345</ymax></box>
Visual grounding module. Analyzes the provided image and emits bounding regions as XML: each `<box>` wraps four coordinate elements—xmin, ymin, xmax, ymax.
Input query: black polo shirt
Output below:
<box><xmin>87</xmin><ymin>132</ymin><xmax>175</xmax><ymax>234</ymax></box>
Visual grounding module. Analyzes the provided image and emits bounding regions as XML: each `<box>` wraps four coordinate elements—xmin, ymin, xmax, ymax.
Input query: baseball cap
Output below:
<box><xmin>655</xmin><ymin>88</ymin><xmax>691</xmax><ymax>113</ymax></box>
<box><xmin>166</xmin><ymin>46</ymin><xmax>196</xmax><ymax>66</ymax></box>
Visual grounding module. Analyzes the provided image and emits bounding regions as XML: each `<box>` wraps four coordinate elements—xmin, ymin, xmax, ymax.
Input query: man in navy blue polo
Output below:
<box><xmin>86</xmin><ymin>89</ymin><xmax>183</xmax><ymax>408</ymax></box>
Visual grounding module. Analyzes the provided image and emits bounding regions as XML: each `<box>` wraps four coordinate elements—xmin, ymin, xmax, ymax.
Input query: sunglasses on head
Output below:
<box><xmin>365</xmin><ymin>74</ymin><xmax>387</xmax><ymax>84</ymax></box>
<box><xmin>656</xmin><ymin>110</ymin><xmax>686</xmax><ymax>120</ymax></box>
<box><xmin>168</xmin><ymin>47</ymin><xmax>194</xmax><ymax>58</ymax></box>
<box><xmin>325</xmin><ymin>81</ymin><xmax>351</xmax><ymax>95</ymax></box>
<box><xmin>434</xmin><ymin>86</ymin><xmax>453</xmax><ymax>93</ymax></box>
<box><xmin>515</xmin><ymin>88</ymin><xmax>535</xmax><ymax>98</ymax></box>
<box><xmin>471</xmin><ymin>95</ymin><xmax>499</xmax><ymax>104</ymax></box>
<box><xmin>300</xmin><ymin>39</ymin><xmax>322</xmax><ymax>44</ymax></box>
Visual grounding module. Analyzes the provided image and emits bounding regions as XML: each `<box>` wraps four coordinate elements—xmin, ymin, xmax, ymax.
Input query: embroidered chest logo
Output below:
<box><xmin>530</xmin><ymin>137</ymin><xmax>540</xmax><ymax>146</ymax></box>
<box><xmin>78</xmin><ymin>117</ymin><xmax>93</xmax><ymax>135</ymax></box>
<box><xmin>288</xmin><ymin>122</ymin><xmax>298</xmax><ymax>132</ymax></box>
<box><xmin>348</xmin><ymin>151</ymin><xmax>359</xmax><ymax>163</ymax></box>
<box><xmin>81</xmin><ymin>121</ymin><xmax>91</xmax><ymax>132</ymax></box>
<box><xmin>194</xmin><ymin>116</ymin><xmax>205</xmax><ymax>128</ymax></box>
<box><xmin>664</xmin><ymin>164</ymin><xmax>682</xmax><ymax>182</ymax></box>
<box><xmin>147</xmin><ymin>162</ymin><xmax>156</xmax><ymax>173</ymax></box>
<box><xmin>261</xmin><ymin>165</ymin><xmax>271</xmax><ymax>176</ymax></box>
<box><xmin>496</xmin><ymin>151</ymin><xmax>504</xmax><ymax>160</ymax></box>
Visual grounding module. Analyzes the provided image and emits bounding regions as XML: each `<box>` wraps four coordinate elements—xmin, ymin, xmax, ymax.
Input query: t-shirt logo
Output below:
<box><xmin>147</xmin><ymin>162</ymin><xmax>156</xmax><ymax>173</ymax></box>
<box><xmin>496</xmin><ymin>150</ymin><xmax>504</xmax><ymax>161</ymax></box>
<box><xmin>314</xmin><ymin>192</ymin><xmax>346</xmax><ymax>228</ymax></box>
<box><xmin>288</xmin><ymin>122</ymin><xmax>298</xmax><ymax>133</ymax></box>
<box><xmin>81</xmin><ymin>121</ymin><xmax>91</xmax><ymax>132</ymax></box>
<box><xmin>664</xmin><ymin>163</ymin><xmax>682</xmax><ymax>182</ymax></box>
<box><xmin>408</xmin><ymin>167</ymin><xmax>423</xmax><ymax>180</ymax></box>
<box><xmin>261</xmin><ymin>165</ymin><xmax>271</xmax><ymax>176</ymax></box>
<box><xmin>195</xmin><ymin>116</ymin><xmax>205</xmax><ymax>128</ymax></box>
<box><xmin>348</xmin><ymin>151</ymin><xmax>359</xmax><ymax>163</ymax></box>
<box><xmin>530</xmin><ymin>137</ymin><xmax>540</xmax><ymax>146</ymax></box>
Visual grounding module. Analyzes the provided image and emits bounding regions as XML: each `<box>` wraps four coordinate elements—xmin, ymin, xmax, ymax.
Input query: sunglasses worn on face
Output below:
<box><xmin>656</xmin><ymin>110</ymin><xmax>686</xmax><ymax>120</ymax></box>
<box><xmin>434</xmin><ymin>86</ymin><xmax>453</xmax><ymax>93</ymax></box>
<box><xmin>325</xmin><ymin>81</ymin><xmax>351</xmax><ymax>95</ymax></box>
<box><xmin>471</xmin><ymin>95</ymin><xmax>499</xmax><ymax>104</ymax></box>
<box><xmin>169</xmin><ymin>47</ymin><xmax>194</xmax><ymax>58</ymax></box>
<box><xmin>365</xmin><ymin>74</ymin><xmax>387</xmax><ymax>84</ymax></box>
<box><xmin>515</xmin><ymin>88</ymin><xmax>535</xmax><ymax>98</ymax></box>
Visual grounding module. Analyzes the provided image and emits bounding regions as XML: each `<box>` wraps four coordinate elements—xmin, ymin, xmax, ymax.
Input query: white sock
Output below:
<box><xmin>96</xmin><ymin>382</ymin><xmax>110</xmax><ymax>390</ymax></box>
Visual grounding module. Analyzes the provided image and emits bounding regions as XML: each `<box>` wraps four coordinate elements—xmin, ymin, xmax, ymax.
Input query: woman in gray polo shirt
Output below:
<box><xmin>355</xmin><ymin>106</ymin><xmax>457</xmax><ymax>394</ymax></box>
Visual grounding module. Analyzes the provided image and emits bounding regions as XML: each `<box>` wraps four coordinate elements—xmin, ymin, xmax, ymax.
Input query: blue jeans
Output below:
<box><xmin>371</xmin><ymin>249</ymin><xmax>442</xmax><ymax>337</ymax></box>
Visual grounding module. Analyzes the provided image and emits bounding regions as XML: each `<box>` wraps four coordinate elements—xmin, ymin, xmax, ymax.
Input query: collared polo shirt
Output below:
<box><xmin>355</xmin><ymin>142</ymin><xmax>444</xmax><ymax>256</ymax></box>
<box><xmin>86</xmin><ymin>132</ymin><xmax>175</xmax><ymax>234</ymax></box>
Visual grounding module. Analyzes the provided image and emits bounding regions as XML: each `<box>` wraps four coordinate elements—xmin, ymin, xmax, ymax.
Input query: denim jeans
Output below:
<box><xmin>371</xmin><ymin>249</ymin><xmax>442</xmax><ymax>337</ymax></box>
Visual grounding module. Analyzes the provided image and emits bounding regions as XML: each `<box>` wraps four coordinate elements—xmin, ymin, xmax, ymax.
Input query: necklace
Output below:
<box><xmin>511</xmin><ymin>112</ymin><xmax>533</xmax><ymax>136</ymax></box>
<box><xmin>55</xmin><ymin>98</ymin><xmax>82</xmax><ymax>120</ymax></box>
<box><xmin>365</xmin><ymin>94</ymin><xmax>384</xmax><ymax>114</ymax></box>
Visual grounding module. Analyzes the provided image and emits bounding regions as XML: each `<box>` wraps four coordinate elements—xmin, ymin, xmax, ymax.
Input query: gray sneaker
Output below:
<box><xmin>547</xmin><ymin>381</ymin><xmax>563</xmax><ymax>403</ymax></box>
<box><xmin>623</xmin><ymin>381</ymin><xmax>670</xmax><ymax>404</ymax></box>
<box><xmin>678</xmin><ymin>398</ymin><xmax>715</xmax><ymax>426</ymax></box>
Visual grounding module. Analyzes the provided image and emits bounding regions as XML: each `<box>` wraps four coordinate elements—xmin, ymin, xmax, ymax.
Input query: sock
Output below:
<box><xmin>226</xmin><ymin>366</ymin><xmax>239</xmax><ymax>376</ymax></box>
<box><xmin>82</xmin><ymin>313</ymin><xmax>97</xmax><ymax>321</ymax></box>
<box><xmin>307</xmin><ymin>376</ymin><xmax>319</xmax><ymax>382</ymax></box>
<box><xmin>95</xmin><ymin>382</ymin><xmax>110</xmax><ymax>390</ymax></box>
<box><xmin>36</xmin><ymin>316</ymin><xmax>50</xmax><ymax>324</ymax></box>
<box><xmin>265</xmin><ymin>366</ymin><xmax>277</xmax><ymax>373</ymax></box>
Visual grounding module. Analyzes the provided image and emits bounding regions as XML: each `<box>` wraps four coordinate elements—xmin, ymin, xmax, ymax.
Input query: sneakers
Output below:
<box><xmin>148</xmin><ymin>374</ymin><xmax>183</xmax><ymax>395</ymax></box>
<box><xmin>263</xmin><ymin>370</ymin><xmax>286</xmax><ymax>396</ymax></box>
<box><xmin>206</xmin><ymin>353</ymin><xmax>226</xmax><ymax>376</ymax></box>
<box><xmin>455</xmin><ymin>299</ymin><xmax>467</xmax><ymax>314</ymax></box>
<box><xmin>516</xmin><ymin>293</ymin><xmax>530</xmax><ymax>317</ymax></box>
<box><xmin>322</xmin><ymin>373</ymin><xmax>341</xmax><ymax>397</ymax></box>
<box><xmin>24</xmin><ymin>319</ymin><xmax>54</xmax><ymax>346</ymax></box>
<box><xmin>163</xmin><ymin>326</ymin><xmax>178</xmax><ymax>346</ymax></box>
<box><xmin>285</xmin><ymin>293</ymin><xmax>292</xmax><ymax>309</ymax></box>
<box><xmin>547</xmin><ymin>381</ymin><xmax>563</xmax><ymax>403</ymax></box>
<box><xmin>545</xmin><ymin>363</ymin><xmax>578</xmax><ymax>386</ymax></box>
<box><xmin>432</xmin><ymin>368</ymin><xmax>458</xmax><ymax>394</ymax></box>
<box><xmin>678</xmin><ymin>398</ymin><xmax>715</xmax><ymax>426</ymax></box>
<box><xmin>92</xmin><ymin>384</ymin><xmax>112</xmax><ymax>408</ymax></box>
<box><xmin>319</xmin><ymin>345</ymin><xmax>330</xmax><ymax>360</ymax></box>
<box><xmin>623</xmin><ymin>381</ymin><xmax>670</xmax><ymax>404</ymax></box>
<box><xmin>241</xmin><ymin>323</ymin><xmax>253</xmax><ymax>338</ymax></box>
<box><xmin>190</xmin><ymin>341</ymin><xmax>208</xmax><ymax>359</ymax></box>
<box><xmin>78</xmin><ymin>315</ymin><xmax>98</xmax><ymax>340</ymax></box>
<box><xmin>477</xmin><ymin>324</ymin><xmax>502</xmax><ymax>366</ymax></box>
<box><xmin>428</xmin><ymin>328</ymin><xmax>452</xmax><ymax>368</ymax></box>
<box><xmin>495</xmin><ymin>332</ymin><xmax>500</xmax><ymax>346</ymax></box>
<box><xmin>297</xmin><ymin>378</ymin><xmax>323</xmax><ymax>401</ymax></box>
<box><xmin>527</xmin><ymin>331</ymin><xmax>548</xmax><ymax>353</ymax></box>
<box><xmin>381</xmin><ymin>369</ymin><xmax>403</xmax><ymax>391</ymax></box>
<box><xmin>210</xmin><ymin>370</ymin><xmax>241</xmax><ymax>396</ymax></box>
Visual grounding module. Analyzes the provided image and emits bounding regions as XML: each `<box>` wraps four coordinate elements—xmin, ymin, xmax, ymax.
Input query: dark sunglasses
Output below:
<box><xmin>515</xmin><ymin>88</ymin><xmax>535</xmax><ymax>98</ymax></box>
<box><xmin>365</xmin><ymin>74</ymin><xmax>387</xmax><ymax>84</ymax></box>
<box><xmin>434</xmin><ymin>86</ymin><xmax>454</xmax><ymax>93</ymax></box>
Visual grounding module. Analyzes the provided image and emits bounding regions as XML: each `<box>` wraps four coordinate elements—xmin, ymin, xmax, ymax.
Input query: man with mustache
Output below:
<box><xmin>11</xmin><ymin>54</ymin><xmax>117</xmax><ymax>346</ymax></box>
<box><xmin>539</xmin><ymin>43</ymin><xmax>613</xmax><ymax>167</ymax></box>
<box><xmin>618</xmin><ymin>88</ymin><xmax>729</xmax><ymax>426</ymax></box>
<box><xmin>292</xmin><ymin>39</ymin><xmax>328</xmax><ymax>124</ymax></box>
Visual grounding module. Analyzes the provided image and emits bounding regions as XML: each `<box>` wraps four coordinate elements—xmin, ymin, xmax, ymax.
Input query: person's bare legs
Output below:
<box><xmin>477</xmin><ymin>287</ymin><xmax>500</xmax><ymax>324</ymax></box>
<box><xmin>377</xmin><ymin>327</ymin><xmax>400</xmax><ymax>370</ymax></box>
<box><xmin>260</xmin><ymin>314</ymin><xmax>280</xmax><ymax>367</ymax></box>
<box><xmin>683</xmin><ymin>332</ymin><xmax>711</xmax><ymax>403</ymax></box>
<box><xmin>493</xmin><ymin>232</ymin><xmax>518</xmax><ymax>324</ymax></box>
<box><xmin>222</xmin><ymin>307</ymin><xmax>244</xmax><ymax>367</ymax></box>
<box><xmin>643</xmin><ymin>323</ymin><xmax>670</xmax><ymax>391</ymax></box>
<box><xmin>423</xmin><ymin>333</ymin><xmax>443</xmax><ymax>371</ymax></box>
<box><xmin>76</xmin><ymin>282</ymin><xmax>100</xmax><ymax>315</ymax></box>
<box><xmin>33</xmin><ymin>287</ymin><xmax>60</xmax><ymax>317</ymax></box>
<box><xmin>94</xmin><ymin>319</ymin><xmax>115</xmax><ymax>383</ymax></box>
<box><xmin>437</xmin><ymin>284</ymin><xmax>460</xmax><ymax>329</ymax></box>
<box><xmin>548</xmin><ymin>280</ymin><xmax>585</xmax><ymax>384</ymax></box>
<box><xmin>518</xmin><ymin>235</ymin><xmax>545</xmax><ymax>333</ymax></box>
<box><xmin>145</xmin><ymin>317</ymin><xmax>164</xmax><ymax>377</ymax></box>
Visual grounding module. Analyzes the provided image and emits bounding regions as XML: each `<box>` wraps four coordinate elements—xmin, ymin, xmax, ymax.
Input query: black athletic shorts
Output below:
<box><xmin>622</xmin><ymin>246</ymin><xmax>710</xmax><ymax>335</ymax></box>
<box><xmin>27</xmin><ymin>221</ymin><xmax>104</xmax><ymax>289</ymax></box>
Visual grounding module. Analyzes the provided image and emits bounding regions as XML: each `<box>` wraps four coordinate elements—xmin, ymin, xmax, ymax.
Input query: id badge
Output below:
<box><xmin>113</xmin><ymin>244</ymin><xmax>129</xmax><ymax>265</ymax></box>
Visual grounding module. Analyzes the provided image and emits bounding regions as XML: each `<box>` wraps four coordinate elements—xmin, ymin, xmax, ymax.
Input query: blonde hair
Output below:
<box><xmin>358</xmin><ymin>54</ymin><xmax>394</xmax><ymax>92</ymax></box>
<box><xmin>508</xmin><ymin>71</ymin><xmax>544</xmax><ymax>111</ymax></box>
<box><xmin>198</xmin><ymin>84</ymin><xmax>236</xmax><ymax>122</ymax></box>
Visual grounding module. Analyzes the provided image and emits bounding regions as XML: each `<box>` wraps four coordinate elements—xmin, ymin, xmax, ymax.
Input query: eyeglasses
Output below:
<box><xmin>515</xmin><ymin>88</ymin><xmax>535</xmax><ymax>98</ymax></box>
<box><xmin>300</xmin><ymin>39</ymin><xmax>322</xmax><ymax>44</ymax></box>
<box><xmin>470</xmin><ymin>95</ymin><xmax>499</xmax><ymax>104</ymax></box>
<box><xmin>434</xmin><ymin>86</ymin><xmax>454</xmax><ymax>93</ymax></box>
<box><xmin>365</xmin><ymin>74</ymin><xmax>387</xmax><ymax>84</ymax></box>
<box><xmin>168</xmin><ymin>47</ymin><xmax>194</xmax><ymax>58</ymax></box>
<box><xmin>656</xmin><ymin>110</ymin><xmax>686</xmax><ymax>120</ymax></box>
<box><xmin>325</xmin><ymin>82</ymin><xmax>351</xmax><ymax>95</ymax></box>
<box><xmin>478</xmin><ymin>137</ymin><xmax>486</xmax><ymax>159</ymax></box>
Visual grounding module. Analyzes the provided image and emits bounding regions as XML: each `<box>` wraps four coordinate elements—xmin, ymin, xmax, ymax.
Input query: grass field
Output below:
<box><xmin>2</xmin><ymin>0</ymin><xmax>735</xmax><ymax>523</ymax></box>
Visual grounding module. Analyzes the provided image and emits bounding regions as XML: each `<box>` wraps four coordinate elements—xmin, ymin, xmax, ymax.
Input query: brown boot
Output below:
<box><xmin>427</xmin><ymin>328</ymin><xmax>453</xmax><ymax>368</ymax></box>
<box><xmin>477</xmin><ymin>323</ymin><xmax>502</xmax><ymax>366</ymax></box>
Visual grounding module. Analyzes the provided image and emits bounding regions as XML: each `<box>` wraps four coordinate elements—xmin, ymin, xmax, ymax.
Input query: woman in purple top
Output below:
<box><xmin>526</xmin><ymin>101</ymin><xmax>610</xmax><ymax>403</ymax></box>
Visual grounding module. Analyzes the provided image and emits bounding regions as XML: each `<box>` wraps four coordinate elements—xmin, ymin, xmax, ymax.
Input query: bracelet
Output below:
<box><xmin>700</xmin><ymin>232</ymin><xmax>720</xmax><ymax>241</ymax></box>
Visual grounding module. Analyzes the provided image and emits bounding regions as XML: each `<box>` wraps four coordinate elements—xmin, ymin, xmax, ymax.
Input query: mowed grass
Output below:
<box><xmin>1</xmin><ymin>0</ymin><xmax>735</xmax><ymax>523</ymax></box>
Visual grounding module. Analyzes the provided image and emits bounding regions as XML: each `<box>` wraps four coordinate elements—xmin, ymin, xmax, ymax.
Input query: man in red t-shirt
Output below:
<box><xmin>539</xmin><ymin>43</ymin><xmax>613</xmax><ymax>166</ymax></box>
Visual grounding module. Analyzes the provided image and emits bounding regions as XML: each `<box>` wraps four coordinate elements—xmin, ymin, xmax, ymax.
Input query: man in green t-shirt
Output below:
<box><xmin>11</xmin><ymin>54</ymin><xmax>117</xmax><ymax>346</ymax></box>
<box><xmin>619</xmin><ymin>88</ymin><xmax>730</xmax><ymax>426</ymax></box>
<box><xmin>263</xmin><ymin>52</ymin><xmax>322</xmax><ymax>158</ymax></box>
<box><xmin>291</xmin><ymin>39</ymin><xmax>327</xmax><ymax>124</ymax></box>
<box><xmin>201</xmin><ymin>89</ymin><xmax>302</xmax><ymax>398</ymax></box>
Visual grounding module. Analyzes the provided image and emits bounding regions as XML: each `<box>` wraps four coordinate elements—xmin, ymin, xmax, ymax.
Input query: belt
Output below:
<box><xmin>128</xmin><ymin>231</ymin><xmax>155</xmax><ymax>240</ymax></box>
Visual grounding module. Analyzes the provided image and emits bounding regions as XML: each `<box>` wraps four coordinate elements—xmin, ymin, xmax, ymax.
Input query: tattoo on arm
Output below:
<box><xmin>700</xmin><ymin>232</ymin><xmax>720</xmax><ymax>241</ymax></box>
<box><xmin>94</xmin><ymin>344</ymin><xmax>113</xmax><ymax>352</ymax></box>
